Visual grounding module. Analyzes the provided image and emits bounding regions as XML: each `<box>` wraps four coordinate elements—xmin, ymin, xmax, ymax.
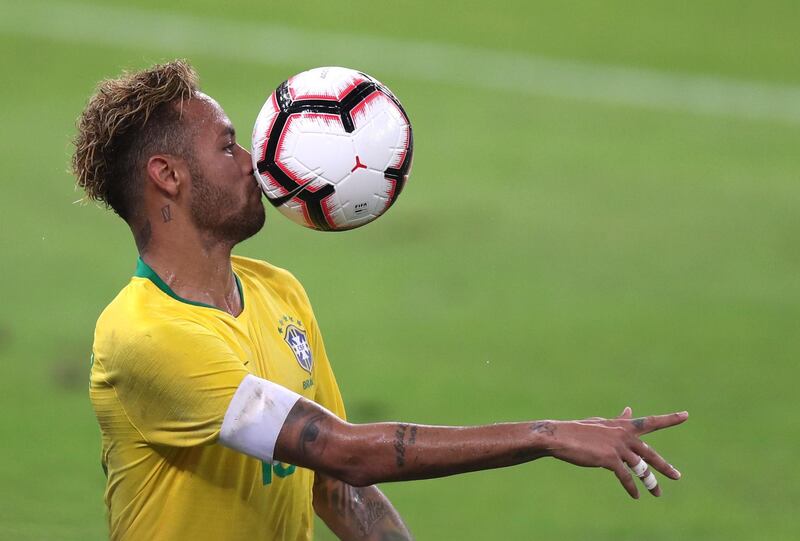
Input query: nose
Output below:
<box><xmin>236</xmin><ymin>143</ymin><xmax>251</xmax><ymax>160</ymax></box>
<box><xmin>236</xmin><ymin>143</ymin><xmax>254</xmax><ymax>174</ymax></box>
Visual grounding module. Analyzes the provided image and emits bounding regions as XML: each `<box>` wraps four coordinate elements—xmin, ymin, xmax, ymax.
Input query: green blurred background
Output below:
<box><xmin>1</xmin><ymin>0</ymin><xmax>798</xmax><ymax>539</ymax></box>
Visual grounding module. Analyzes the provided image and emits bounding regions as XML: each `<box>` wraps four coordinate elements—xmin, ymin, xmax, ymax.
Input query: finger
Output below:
<box><xmin>631</xmin><ymin>411</ymin><xmax>688</xmax><ymax>435</ymax></box>
<box><xmin>617</xmin><ymin>406</ymin><xmax>632</xmax><ymax>420</ymax></box>
<box><xmin>610</xmin><ymin>460</ymin><xmax>639</xmax><ymax>499</ymax></box>
<box><xmin>632</xmin><ymin>440</ymin><xmax>681</xmax><ymax>480</ymax></box>
<box><xmin>622</xmin><ymin>451</ymin><xmax>661</xmax><ymax>497</ymax></box>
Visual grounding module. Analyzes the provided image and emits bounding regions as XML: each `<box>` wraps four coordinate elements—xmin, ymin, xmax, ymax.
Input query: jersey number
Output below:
<box><xmin>262</xmin><ymin>460</ymin><xmax>297</xmax><ymax>485</ymax></box>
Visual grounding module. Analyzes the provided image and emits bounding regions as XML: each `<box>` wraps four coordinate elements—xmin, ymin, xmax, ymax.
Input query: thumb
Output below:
<box><xmin>617</xmin><ymin>406</ymin><xmax>633</xmax><ymax>419</ymax></box>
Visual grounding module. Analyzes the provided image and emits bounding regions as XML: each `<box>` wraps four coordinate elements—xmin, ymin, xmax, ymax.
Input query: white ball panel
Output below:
<box><xmin>334</xmin><ymin>168</ymin><xmax>392</xmax><ymax>226</ymax></box>
<box><xmin>276</xmin><ymin>113</ymin><xmax>353</xmax><ymax>187</ymax></box>
<box><xmin>351</xmin><ymin>92</ymin><xmax>410</xmax><ymax>171</ymax></box>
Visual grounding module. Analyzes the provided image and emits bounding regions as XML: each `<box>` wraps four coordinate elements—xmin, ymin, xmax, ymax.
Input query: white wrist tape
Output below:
<box><xmin>219</xmin><ymin>374</ymin><xmax>302</xmax><ymax>463</ymax></box>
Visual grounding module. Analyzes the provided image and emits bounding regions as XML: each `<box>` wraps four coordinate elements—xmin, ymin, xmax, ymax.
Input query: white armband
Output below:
<box><xmin>219</xmin><ymin>374</ymin><xmax>302</xmax><ymax>463</ymax></box>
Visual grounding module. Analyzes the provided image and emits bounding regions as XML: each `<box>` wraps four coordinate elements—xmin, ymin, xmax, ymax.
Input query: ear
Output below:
<box><xmin>145</xmin><ymin>154</ymin><xmax>184</xmax><ymax>197</ymax></box>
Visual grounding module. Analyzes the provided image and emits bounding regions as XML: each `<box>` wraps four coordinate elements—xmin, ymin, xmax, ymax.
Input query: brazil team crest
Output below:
<box><xmin>278</xmin><ymin>315</ymin><xmax>313</xmax><ymax>373</ymax></box>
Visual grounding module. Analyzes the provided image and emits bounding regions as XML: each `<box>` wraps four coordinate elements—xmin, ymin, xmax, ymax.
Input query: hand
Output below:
<box><xmin>544</xmin><ymin>407</ymin><xmax>688</xmax><ymax>498</ymax></box>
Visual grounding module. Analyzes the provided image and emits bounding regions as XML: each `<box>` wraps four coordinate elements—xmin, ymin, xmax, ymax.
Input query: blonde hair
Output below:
<box><xmin>71</xmin><ymin>60</ymin><xmax>199</xmax><ymax>221</ymax></box>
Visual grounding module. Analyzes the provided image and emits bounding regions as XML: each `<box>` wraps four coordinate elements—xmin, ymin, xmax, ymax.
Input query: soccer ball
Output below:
<box><xmin>251</xmin><ymin>67</ymin><xmax>413</xmax><ymax>231</ymax></box>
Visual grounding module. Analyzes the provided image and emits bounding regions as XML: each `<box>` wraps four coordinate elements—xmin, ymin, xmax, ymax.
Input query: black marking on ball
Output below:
<box><xmin>275</xmin><ymin>81</ymin><xmax>293</xmax><ymax>113</ymax></box>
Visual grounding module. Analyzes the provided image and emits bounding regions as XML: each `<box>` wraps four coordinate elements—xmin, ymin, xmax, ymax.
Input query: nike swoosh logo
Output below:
<box><xmin>269</xmin><ymin>178</ymin><xmax>317</xmax><ymax>207</ymax></box>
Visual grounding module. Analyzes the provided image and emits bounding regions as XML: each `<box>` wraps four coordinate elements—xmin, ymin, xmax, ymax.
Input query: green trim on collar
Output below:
<box><xmin>134</xmin><ymin>258</ymin><xmax>244</xmax><ymax>312</ymax></box>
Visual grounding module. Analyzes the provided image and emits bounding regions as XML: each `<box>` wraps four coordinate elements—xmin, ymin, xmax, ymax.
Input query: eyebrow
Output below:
<box><xmin>219</xmin><ymin>124</ymin><xmax>236</xmax><ymax>138</ymax></box>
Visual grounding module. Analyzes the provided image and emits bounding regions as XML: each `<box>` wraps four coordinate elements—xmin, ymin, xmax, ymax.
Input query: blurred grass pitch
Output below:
<box><xmin>0</xmin><ymin>0</ymin><xmax>799</xmax><ymax>540</ymax></box>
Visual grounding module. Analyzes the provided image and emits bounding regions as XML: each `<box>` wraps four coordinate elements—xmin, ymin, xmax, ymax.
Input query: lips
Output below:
<box><xmin>250</xmin><ymin>175</ymin><xmax>262</xmax><ymax>196</ymax></box>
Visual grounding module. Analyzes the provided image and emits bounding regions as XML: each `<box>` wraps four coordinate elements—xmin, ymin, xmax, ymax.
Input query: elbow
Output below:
<box><xmin>337</xmin><ymin>468</ymin><xmax>375</xmax><ymax>488</ymax></box>
<box><xmin>275</xmin><ymin>401</ymin><xmax>385</xmax><ymax>487</ymax></box>
<box><xmin>321</xmin><ymin>425</ymin><xmax>381</xmax><ymax>487</ymax></box>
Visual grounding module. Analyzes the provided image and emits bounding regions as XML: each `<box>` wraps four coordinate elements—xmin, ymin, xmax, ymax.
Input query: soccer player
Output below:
<box><xmin>73</xmin><ymin>61</ymin><xmax>688</xmax><ymax>541</ymax></box>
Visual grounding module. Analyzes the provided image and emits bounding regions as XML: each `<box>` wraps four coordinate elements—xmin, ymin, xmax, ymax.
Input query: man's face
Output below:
<box><xmin>182</xmin><ymin>94</ymin><xmax>265</xmax><ymax>244</ymax></box>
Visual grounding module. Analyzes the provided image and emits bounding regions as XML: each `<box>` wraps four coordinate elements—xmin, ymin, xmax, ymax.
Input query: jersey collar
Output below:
<box><xmin>134</xmin><ymin>257</ymin><xmax>244</xmax><ymax>312</ymax></box>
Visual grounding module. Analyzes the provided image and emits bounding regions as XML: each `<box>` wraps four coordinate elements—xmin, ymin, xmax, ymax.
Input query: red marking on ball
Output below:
<box><xmin>351</xmin><ymin>155</ymin><xmax>367</xmax><ymax>173</ymax></box>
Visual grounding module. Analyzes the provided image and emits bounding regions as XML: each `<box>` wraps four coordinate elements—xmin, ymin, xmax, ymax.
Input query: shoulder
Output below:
<box><xmin>232</xmin><ymin>255</ymin><xmax>311</xmax><ymax>304</ymax></box>
<box><xmin>96</xmin><ymin>277</ymin><xmax>184</xmax><ymax>333</ymax></box>
<box><xmin>94</xmin><ymin>278</ymin><xmax>216</xmax><ymax>361</ymax></box>
<box><xmin>94</xmin><ymin>277</ymin><xmax>152</xmax><ymax>339</ymax></box>
<box><xmin>231</xmin><ymin>255</ymin><xmax>299</xmax><ymax>284</ymax></box>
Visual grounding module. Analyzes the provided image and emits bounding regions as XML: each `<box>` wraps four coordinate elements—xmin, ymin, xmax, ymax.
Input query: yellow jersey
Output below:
<box><xmin>90</xmin><ymin>255</ymin><xmax>346</xmax><ymax>541</ymax></box>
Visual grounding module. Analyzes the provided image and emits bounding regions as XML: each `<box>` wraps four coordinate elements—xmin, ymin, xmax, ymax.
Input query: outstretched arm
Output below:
<box><xmin>274</xmin><ymin>399</ymin><xmax>687</xmax><ymax>499</ymax></box>
<box><xmin>313</xmin><ymin>473</ymin><xmax>412</xmax><ymax>541</ymax></box>
<box><xmin>219</xmin><ymin>375</ymin><xmax>686</xmax><ymax>499</ymax></box>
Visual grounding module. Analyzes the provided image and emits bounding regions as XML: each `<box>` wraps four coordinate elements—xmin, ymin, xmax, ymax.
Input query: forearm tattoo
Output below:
<box><xmin>530</xmin><ymin>421</ymin><xmax>556</xmax><ymax>436</ymax></box>
<box><xmin>299</xmin><ymin>413</ymin><xmax>327</xmax><ymax>456</ymax></box>
<box><xmin>509</xmin><ymin>422</ymin><xmax>557</xmax><ymax>461</ymax></box>
<box><xmin>284</xmin><ymin>401</ymin><xmax>329</xmax><ymax>458</ymax></box>
<box><xmin>334</xmin><ymin>484</ymin><xmax>389</xmax><ymax>537</ymax></box>
<box><xmin>393</xmin><ymin>424</ymin><xmax>408</xmax><ymax>467</ymax></box>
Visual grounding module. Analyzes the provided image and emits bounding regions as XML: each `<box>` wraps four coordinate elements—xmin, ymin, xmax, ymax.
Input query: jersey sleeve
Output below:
<box><xmin>95</xmin><ymin>319</ymin><xmax>249</xmax><ymax>447</ymax></box>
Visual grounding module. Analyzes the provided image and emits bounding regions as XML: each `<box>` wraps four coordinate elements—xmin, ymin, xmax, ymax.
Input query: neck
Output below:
<box><xmin>139</xmin><ymin>231</ymin><xmax>243</xmax><ymax>316</ymax></box>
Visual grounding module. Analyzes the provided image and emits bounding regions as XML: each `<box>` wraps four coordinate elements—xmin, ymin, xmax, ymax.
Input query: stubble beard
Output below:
<box><xmin>189</xmin><ymin>162</ymin><xmax>266</xmax><ymax>246</ymax></box>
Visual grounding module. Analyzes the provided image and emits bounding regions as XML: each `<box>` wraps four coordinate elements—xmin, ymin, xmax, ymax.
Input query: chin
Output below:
<box><xmin>233</xmin><ymin>201</ymin><xmax>266</xmax><ymax>243</ymax></box>
<box><xmin>208</xmin><ymin>209</ymin><xmax>264</xmax><ymax>246</ymax></box>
